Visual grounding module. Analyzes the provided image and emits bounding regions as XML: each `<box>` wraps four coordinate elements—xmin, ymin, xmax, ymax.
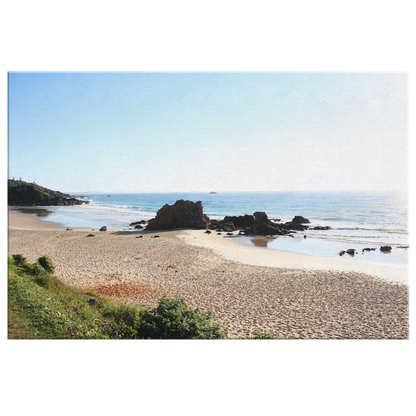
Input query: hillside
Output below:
<box><xmin>8</xmin><ymin>179</ymin><xmax>86</xmax><ymax>206</ymax></box>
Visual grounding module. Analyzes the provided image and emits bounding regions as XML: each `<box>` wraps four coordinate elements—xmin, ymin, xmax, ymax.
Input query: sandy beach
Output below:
<box><xmin>8</xmin><ymin>208</ymin><xmax>409</xmax><ymax>339</ymax></box>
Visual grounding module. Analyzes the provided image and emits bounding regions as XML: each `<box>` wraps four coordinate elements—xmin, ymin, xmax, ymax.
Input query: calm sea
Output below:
<box><xmin>29</xmin><ymin>191</ymin><xmax>409</xmax><ymax>266</ymax></box>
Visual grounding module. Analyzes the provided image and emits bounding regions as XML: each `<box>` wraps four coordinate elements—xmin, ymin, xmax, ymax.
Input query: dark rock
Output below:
<box><xmin>249</xmin><ymin>212</ymin><xmax>292</xmax><ymax>236</ymax></box>
<box><xmin>130</xmin><ymin>220</ymin><xmax>147</xmax><ymax>226</ymax></box>
<box><xmin>146</xmin><ymin>200</ymin><xmax>209</xmax><ymax>230</ymax></box>
<box><xmin>209</xmin><ymin>215</ymin><xmax>255</xmax><ymax>231</ymax></box>
<box><xmin>100</xmin><ymin>226</ymin><xmax>107</xmax><ymax>231</ymax></box>
<box><xmin>362</xmin><ymin>247</ymin><xmax>376</xmax><ymax>252</ymax></box>
<box><xmin>134</xmin><ymin>224</ymin><xmax>143</xmax><ymax>229</ymax></box>
<box><xmin>136</xmin><ymin>236</ymin><xmax>143</xmax><ymax>238</ymax></box>
<box><xmin>346</xmin><ymin>249</ymin><xmax>356</xmax><ymax>255</ymax></box>
<box><xmin>285</xmin><ymin>221</ymin><xmax>309</xmax><ymax>231</ymax></box>
<box><xmin>226</xmin><ymin>232</ymin><xmax>234</xmax><ymax>236</ymax></box>
<box><xmin>291</xmin><ymin>216</ymin><xmax>310</xmax><ymax>224</ymax></box>
<box><xmin>223</xmin><ymin>222</ymin><xmax>237</xmax><ymax>232</ymax></box>
<box><xmin>87</xmin><ymin>234</ymin><xmax>95</xmax><ymax>237</ymax></box>
<box><xmin>311</xmin><ymin>225</ymin><xmax>330</xmax><ymax>230</ymax></box>
<box><xmin>223</xmin><ymin>215</ymin><xmax>255</xmax><ymax>228</ymax></box>
<box><xmin>339</xmin><ymin>250</ymin><xmax>346</xmax><ymax>256</ymax></box>
<box><xmin>380</xmin><ymin>245</ymin><xmax>392</xmax><ymax>252</ymax></box>
<box><xmin>205</xmin><ymin>230</ymin><xmax>212</xmax><ymax>234</ymax></box>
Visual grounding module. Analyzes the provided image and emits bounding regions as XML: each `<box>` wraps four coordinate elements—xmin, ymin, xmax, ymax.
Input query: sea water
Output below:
<box><xmin>27</xmin><ymin>191</ymin><xmax>409</xmax><ymax>266</ymax></box>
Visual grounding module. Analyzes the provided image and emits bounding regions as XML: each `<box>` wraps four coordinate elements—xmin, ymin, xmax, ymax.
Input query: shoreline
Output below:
<box><xmin>180</xmin><ymin>230</ymin><xmax>408</xmax><ymax>285</ymax></box>
<box><xmin>8</xmin><ymin>207</ymin><xmax>408</xmax><ymax>285</ymax></box>
<box><xmin>7</xmin><ymin>207</ymin><xmax>409</xmax><ymax>339</ymax></box>
<box><xmin>8</xmin><ymin>207</ymin><xmax>120</xmax><ymax>232</ymax></box>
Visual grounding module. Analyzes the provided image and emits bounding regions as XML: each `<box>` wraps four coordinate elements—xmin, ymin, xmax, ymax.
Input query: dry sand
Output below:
<box><xmin>8</xmin><ymin>209</ymin><xmax>409</xmax><ymax>339</ymax></box>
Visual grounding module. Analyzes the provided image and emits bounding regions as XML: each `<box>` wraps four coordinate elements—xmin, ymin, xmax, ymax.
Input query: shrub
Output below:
<box><xmin>32</xmin><ymin>262</ymin><xmax>47</xmax><ymax>276</ymax></box>
<box><xmin>12</xmin><ymin>254</ymin><xmax>27</xmax><ymax>266</ymax></box>
<box><xmin>138</xmin><ymin>296</ymin><xmax>227</xmax><ymax>339</ymax></box>
<box><xmin>37</xmin><ymin>255</ymin><xmax>55</xmax><ymax>274</ymax></box>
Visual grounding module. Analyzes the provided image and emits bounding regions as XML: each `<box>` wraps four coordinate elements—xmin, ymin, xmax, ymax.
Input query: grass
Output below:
<box><xmin>8</xmin><ymin>255</ymin><xmax>284</xmax><ymax>340</ymax></box>
<box><xmin>7</xmin><ymin>256</ymin><xmax>228</xmax><ymax>339</ymax></box>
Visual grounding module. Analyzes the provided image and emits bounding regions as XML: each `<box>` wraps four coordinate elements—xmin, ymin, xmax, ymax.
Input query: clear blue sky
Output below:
<box><xmin>8</xmin><ymin>71</ymin><xmax>408</xmax><ymax>193</ymax></box>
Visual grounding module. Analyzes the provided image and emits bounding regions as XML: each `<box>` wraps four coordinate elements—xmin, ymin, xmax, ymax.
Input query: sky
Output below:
<box><xmin>8</xmin><ymin>71</ymin><xmax>408</xmax><ymax>194</ymax></box>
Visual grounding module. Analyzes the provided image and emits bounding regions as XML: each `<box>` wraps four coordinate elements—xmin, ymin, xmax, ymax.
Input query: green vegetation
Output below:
<box><xmin>8</xmin><ymin>179</ymin><xmax>86</xmax><ymax>205</ymax></box>
<box><xmin>7</xmin><ymin>256</ymin><xmax>228</xmax><ymax>339</ymax></box>
<box><xmin>8</xmin><ymin>254</ymin><xmax>287</xmax><ymax>339</ymax></box>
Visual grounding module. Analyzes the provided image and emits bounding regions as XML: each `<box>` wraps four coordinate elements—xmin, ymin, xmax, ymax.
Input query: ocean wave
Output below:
<box><xmin>332</xmin><ymin>227</ymin><xmax>408</xmax><ymax>234</ymax></box>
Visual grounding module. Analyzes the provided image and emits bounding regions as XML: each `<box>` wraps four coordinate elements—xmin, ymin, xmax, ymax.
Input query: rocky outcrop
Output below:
<box><xmin>248</xmin><ymin>212</ymin><xmax>292</xmax><ymax>236</ymax></box>
<box><xmin>146</xmin><ymin>200</ymin><xmax>209</xmax><ymax>230</ymax></box>
<box><xmin>285</xmin><ymin>216</ymin><xmax>311</xmax><ymax>231</ymax></box>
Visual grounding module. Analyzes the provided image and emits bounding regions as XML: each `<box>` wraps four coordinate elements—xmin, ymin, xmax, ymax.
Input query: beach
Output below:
<box><xmin>8</xmin><ymin>208</ymin><xmax>409</xmax><ymax>339</ymax></box>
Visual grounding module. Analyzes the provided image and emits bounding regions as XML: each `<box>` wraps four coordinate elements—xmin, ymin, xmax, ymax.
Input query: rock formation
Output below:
<box><xmin>248</xmin><ymin>212</ymin><xmax>292</xmax><ymax>236</ymax></box>
<box><xmin>146</xmin><ymin>200</ymin><xmax>210</xmax><ymax>230</ymax></box>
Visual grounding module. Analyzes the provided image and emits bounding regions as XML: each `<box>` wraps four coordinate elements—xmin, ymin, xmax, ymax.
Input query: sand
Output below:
<box><xmin>7</xmin><ymin>209</ymin><xmax>409</xmax><ymax>339</ymax></box>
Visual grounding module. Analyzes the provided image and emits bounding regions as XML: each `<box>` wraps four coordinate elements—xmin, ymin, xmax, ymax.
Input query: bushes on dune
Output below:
<box><xmin>37</xmin><ymin>255</ymin><xmax>55</xmax><ymax>274</ymax></box>
<box><xmin>8</xmin><ymin>254</ymin><xmax>227</xmax><ymax>339</ymax></box>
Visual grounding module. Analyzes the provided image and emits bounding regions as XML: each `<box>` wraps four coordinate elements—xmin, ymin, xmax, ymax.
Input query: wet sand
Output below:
<box><xmin>7</xmin><ymin>209</ymin><xmax>409</xmax><ymax>339</ymax></box>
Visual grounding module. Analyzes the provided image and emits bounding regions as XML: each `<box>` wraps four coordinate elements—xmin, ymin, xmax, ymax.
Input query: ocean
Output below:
<box><xmin>26</xmin><ymin>191</ymin><xmax>409</xmax><ymax>266</ymax></box>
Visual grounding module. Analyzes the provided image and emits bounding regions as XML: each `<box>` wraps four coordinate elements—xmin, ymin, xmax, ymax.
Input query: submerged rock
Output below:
<box><xmin>380</xmin><ymin>245</ymin><xmax>392</xmax><ymax>252</ymax></box>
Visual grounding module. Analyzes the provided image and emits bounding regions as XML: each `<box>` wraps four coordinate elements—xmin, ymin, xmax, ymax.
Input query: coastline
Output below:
<box><xmin>180</xmin><ymin>230</ymin><xmax>408</xmax><ymax>285</ymax></box>
<box><xmin>7</xmin><ymin>207</ymin><xmax>409</xmax><ymax>339</ymax></box>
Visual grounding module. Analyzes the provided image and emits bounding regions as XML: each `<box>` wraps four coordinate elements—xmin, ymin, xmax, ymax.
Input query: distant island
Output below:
<box><xmin>209</xmin><ymin>191</ymin><xmax>218</xmax><ymax>194</ymax></box>
<box><xmin>8</xmin><ymin>179</ymin><xmax>88</xmax><ymax>206</ymax></box>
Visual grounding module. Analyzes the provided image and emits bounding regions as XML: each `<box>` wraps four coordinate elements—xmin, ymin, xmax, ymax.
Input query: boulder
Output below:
<box><xmin>100</xmin><ymin>226</ymin><xmax>107</xmax><ymax>231</ymax></box>
<box><xmin>291</xmin><ymin>216</ymin><xmax>310</xmax><ymax>224</ymax></box>
<box><xmin>134</xmin><ymin>224</ymin><xmax>143</xmax><ymax>229</ymax></box>
<box><xmin>380</xmin><ymin>245</ymin><xmax>392</xmax><ymax>252</ymax></box>
<box><xmin>146</xmin><ymin>200</ymin><xmax>210</xmax><ymax>230</ymax></box>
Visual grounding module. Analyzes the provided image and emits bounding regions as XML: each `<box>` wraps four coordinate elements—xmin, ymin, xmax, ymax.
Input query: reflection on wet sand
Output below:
<box><xmin>250</xmin><ymin>237</ymin><xmax>276</xmax><ymax>247</ymax></box>
<box><xmin>10</xmin><ymin>207</ymin><xmax>54</xmax><ymax>218</ymax></box>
